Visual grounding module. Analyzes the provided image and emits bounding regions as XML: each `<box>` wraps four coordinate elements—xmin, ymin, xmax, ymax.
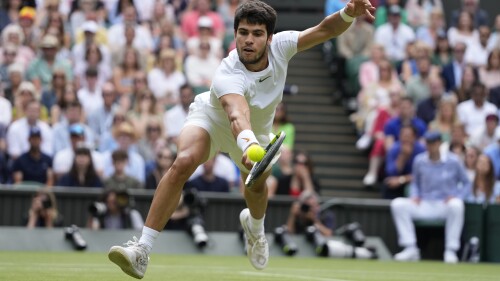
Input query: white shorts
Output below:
<box><xmin>184</xmin><ymin>93</ymin><xmax>273</xmax><ymax>173</ymax></box>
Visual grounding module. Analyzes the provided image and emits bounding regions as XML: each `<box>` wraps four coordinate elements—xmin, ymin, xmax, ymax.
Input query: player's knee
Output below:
<box><xmin>171</xmin><ymin>152</ymin><xmax>200</xmax><ymax>180</ymax></box>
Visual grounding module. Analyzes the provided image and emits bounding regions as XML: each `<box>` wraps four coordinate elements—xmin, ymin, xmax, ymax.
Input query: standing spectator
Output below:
<box><xmin>26</xmin><ymin>188</ymin><xmax>60</xmax><ymax>228</ymax></box>
<box><xmin>465</xmin><ymin>154</ymin><xmax>500</xmax><ymax>204</ymax></box>
<box><xmin>272</xmin><ymin>102</ymin><xmax>296</xmax><ymax>150</ymax></box>
<box><xmin>163</xmin><ymin>84</ymin><xmax>194</xmax><ymax>144</ymax></box>
<box><xmin>383</xmin><ymin>125</ymin><xmax>426</xmax><ymax>199</ymax></box>
<box><xmin>391</xmin><ymin>131</ymin><xmax>469</xmax><ymax>263</ymax></box>
<box><xmin>428</xmin><ymin>96</ymin><xmax>460</xmax><ymax>143</ymax></box>
<box><xmin>479</xmin><ymin>49</ymin><xmax>500</xmax><ymax>91</ymax></box>
<box><xmin>450</xmin><ymin>0</ymin><xmax>489</xmax><ymax>28</ymax></box>
<box><xmin>52</xmin><ymin>101</ymin><xmax>94</xmax><ymax>154</ymax></box>
<box><xmin>447</xmin><ymin>11</ymin><xmax>479</xmax><ymax>49</ymax></box>
<box><xmin>7</xmin><ymin>100</ymin><xmax>53</xmax><ymax>159</ymax></box>
<box><xmin>469</xmin><ymin>114</ymin><xmax>499</xmax><ymax>151</ymax></box>
<box><xmin>405</xmin><ymin>0</ymin><xmax>443</xmax><ymax>29</ymax></box>
<box><xmin>181</xmin><ymin>0</ymin><xmax>225</xmax><ymax>40</ymax></box>
<box><xmin>374</xmin><ymin>5</ymin><xmax>415</xmax><ymax>64</ymax></box>
<box><xmin>457</xmin><ymin>82</ymin><xmax>497</xmax><ymax>137</ymax></box>
<box><xmin>148</xmin><ymin>49</ymin><xmax>186</xmax><ymax>108</ymax></box>
<box><xmin>145</xmin><ymin>146</ymin><xmax>175</xmax><ymax>190</ymax></box>
<box><xmin>441</xmin><ymin>42</ymin><xmax>467</xmax><ymax>93</ymax></box>
<box><xmin>104</xmin><ymin>149</ymin><xmax>143</xmax><ymax>190</ymax></box>
<box><xmin>12</xmin><ymin>126</ymin><xmax>53</xmax><ymax>186</ymax></box>
<box><xmin>26</xmin><ymin>35</ymin><xmax>73</xmax><ymax>92</ymax></box>
<box><xmin>56</xmin><ymin>146</ymin><xmax>103</xmax><ymax>188</ymax></box>
<box><xmin>416</xmin><ymin>76</ymin><xmax>445</xmax><ymax>125</ymax></box>
<box><xmin>186</xmin><ymin>157</ymin><xmax>230</xmax><ymax>193</ymax></box>
<box><xmin>464</xmin><ymin>25</ymin><xmax>491</xmax><ymax>68</ymax></box>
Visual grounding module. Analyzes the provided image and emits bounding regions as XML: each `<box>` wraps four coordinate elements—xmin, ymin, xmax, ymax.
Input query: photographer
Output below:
<box><xmin>286</xmin><ymin>191</ymin><xmax>335</xmax><ymax>237</ymax></box>
<box><xmin>87</xmin><ymin>189</ymin><xmax>144</xmax><ymax>230</ymax></box>
<box><xmin>26</xmin><ymin>188</ymin><xmax>61</xmax><ymax>228</ymax></box>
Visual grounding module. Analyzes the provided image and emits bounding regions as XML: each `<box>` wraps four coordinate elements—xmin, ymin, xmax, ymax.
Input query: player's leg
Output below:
<box><xmin>108</xmin><ymin>125</ymin><xmax>211</xmax><ymax>279</ymax></box>
<box><xmin>239</xmin><ymin>170</ymin><xmax>271</xmax><ymax>270</ymax></box>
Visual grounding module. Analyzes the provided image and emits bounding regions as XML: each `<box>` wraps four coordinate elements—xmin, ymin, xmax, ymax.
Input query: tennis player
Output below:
<box><xmin>108</xmin><ymin>0</ymin><xmax>375</xmax><ymax>278</ymax></box>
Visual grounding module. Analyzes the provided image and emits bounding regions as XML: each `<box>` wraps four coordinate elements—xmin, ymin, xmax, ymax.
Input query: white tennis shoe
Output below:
<box><xmin>240</xmin><ymin>208</ymin><xmax>269</xmax><ymax>270</ymax></box>
<box><xmin>108</xmin><ymin>236</ymin><xmax>150</xmax><ymax>279</ymax></box>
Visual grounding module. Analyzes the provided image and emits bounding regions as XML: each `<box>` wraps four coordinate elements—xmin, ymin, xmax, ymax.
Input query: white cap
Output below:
<box><xmin>82</xmin><ymin>21</ymin><xmax>98</xmax><ymax>33</ymax></box>
<box><xmin>198</xmin><ymin>16</ymin><xmax>213</xmax><ymax>28</ymax></box>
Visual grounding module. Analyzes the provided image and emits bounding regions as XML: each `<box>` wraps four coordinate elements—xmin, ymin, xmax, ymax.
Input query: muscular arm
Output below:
<box><xmin>297</xmin><ymin>0</ymin><xmax>375</xmax><ymax>53</ymax></box>
<box><xmin>219</xmin><ymin>94</ymin><xmax>253</xmax><ymax>140</ymax></box>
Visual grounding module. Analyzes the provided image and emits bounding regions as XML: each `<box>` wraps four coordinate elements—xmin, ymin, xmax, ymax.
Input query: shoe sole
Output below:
<box><xmin>108</xmin><ymin>247</ymin><xmax>144</xmax><ymax>279</ymax></box>
<box><xmin>239</xmin><ymin>209</ymin><xmax>267</xmax><ymax>270</ymax></box>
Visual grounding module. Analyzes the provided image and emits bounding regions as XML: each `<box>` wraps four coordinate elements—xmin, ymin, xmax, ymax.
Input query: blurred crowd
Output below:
<box><xmin>329</xmin><ymin>0</ymin><xmax>500</xmax><ymax>204</ymax></box>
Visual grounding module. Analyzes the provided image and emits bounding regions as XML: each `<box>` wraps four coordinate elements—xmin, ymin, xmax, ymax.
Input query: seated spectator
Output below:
<box><xmin>56</xmin><ymin>147</ymin><xmax>103</xmax><ymax>188</ymax></box>
<box><xmin>405</xmin><ymin>56</ymin><xmax>439</xmax><ymax>104</ymax></box>
<box><xmin>104</xmin><ymin>149</ymin><xmax>143</xmax><ymax>190</ymax></box>
<box><xmin>0</xmin><ymin>24</ymin><xmax>35</xmax><ymax>69</ymax></box>
<box><xmin>358</xmin><ymin>44</ymin><xmax>387</xmax><ymax>90</ymax></box>
<box><xmin>98</xmin><ymin>110</ymin><xmax>128</xmax><ymax>153</ymax></box>
<box><xmin>87</xmin><ymin>189</ymin><xmax>144</xmax><ymax>230</ymax></box>
<box><xmin>449</xmin><ymin>0</ymin><xmax>489</xmax><ymax>28</ymax></box>
<box><xmin>447</xmin><ymin>10</ymin><xmax>479</xmax><ymax>49</ymax></box>
<box><xmin>12</xmin><ymin>126</ymin><xmax>53</xmax><ymax>186</ymax></box>
<box><xmin>391</xmin><ymin>131</ymin><xmax>469</xmax><ymax>263</ymax></box>
<box><xmin>7</xmin><ymin>100</ymin><xmax>53</xmax><ymax>159</ymax></box>
<box><xmin>148</xmin><ymin>49</ymin><xmax>186</xmax><ymax>108</ymax></box>
<box><xmin>416</xmin><ymin>76</ymin><xmax>446</xmax><ymax>125</ymax></box>
<box><xmin>190</xmin><ymin>152</ymin><xmax>240</xmax><ymax>190</ymax></box>
<box><xmin>457</xmin><ymin>82</ymin><xmax>497</xmax><ymax>137</ymax></box>
<box><xmin>4</xmin><ymin>63</ymin><xmax>24</xmax><ymax>104</ymax></box>
<box><xmin>286</xmin><ymin>191</ymin><xmax>335</xmax><ymax>237</ymax></box>
<box><xmin>86</xmin><ymin>82</ymin><xmax>120</xmax><ymax>147</ymax></box>
<box><xmin>466</xmin><ymin>154</ymin><xmax>500</xmax><ymax>204</ymax></box>
<box><xmin>464</xmin><ymin>25</ymin><xmax>491</xmax><ymax>68</ymax></box>
<box><xmin>441</xmin><ymin>124</ymin><xmax>469</xmax><ymax>162</ymax></box>
<box><xmin>441</xmin><ymin>42</ymin><xmax>467</xmax><ymax>93</ymax></box>
<box><xmin>137</xmin><ymin>118</ymin><xmax>168</xmax><ymax>172</ymax></box>
<box><xmin>0</xmin><ymin>82</ymin><xmax>12</xmax><ymax>127</ymax></box>
<box><xmin>112</xmin><ymin>47</ymin><xmax>143</xmax><ymax>97</ymax></box>
<box><xmin>185</xmin><ymin>41</ymin><xmax>220</xmax><ymax>94</ymax></box>
<box><xmin>127</xmin><ymin>90</ymin><xmax>163</xmax><ymax>137</ymax></box>
<box><xmin>464</xmin><ymin>146</ymin><xmax>481</xmax><ymax>181</ymax></box>
<box><xmin>53</xmin><ymin>124</ymin><xmax>104</xmax><ymax>180</ymax></box>
<box><xmin>484</xmin><ymin>131</ymin><xmax>500</xmax><ymax>179</ymax></box>
<box><xmin>180</xmin><ymin>0</ymin><xmax>225</xmax><ymax>40</ymax></box>
<box><xmin>41</xmin><ymin>69</ymin><xmax>66</xmax><ymax>115</ymax></box>
<box><xmin>487</xmin><ymin>14</ymin><xmax>500</xmax><ymax>50</ymax></box>
<box><xmin>428</xmin><ymin>96</ymin><xmax>460</xmax><ymax>143</ymax></box>
<box><xmin>401</xmin><ymin>41</ymin><xmax>439</xmax><ymax>85</ymax></box>
<box><xmin>453</xmin><ymin>65</ymin><xmax>477</xmax><ymax>103</ymax></box>
<box><xmin>337</xmin><ymin>15</ymin><xmax>374</xmax><ymax>61</ymax></box>
<box><xmin>431</xmin><ymin>34</ymin><xmax>452</xmax><ymax>67</ymax></box>
<box><xmin>383</xmin><ymin>125</ymin><xmax>426</xmax><ymax>199</ymax></box>
<box><xmin>50</xmin><ymin>84</ymin><xmax>80</xmax><ymax>126</ymax></box>
<box><xmin>478</xmin><ymin>49</ymin><xmax>500</xmax><ymax>91</ymax></box>
<box><xmin>0</xmin><ymin>44</ymin><xmax>18</xmax><ymax>88</ymax></box>
<box><xmin>415</xmin><ymin>7</ymin><xmax>445</xmax><ymax>49</ymax></box>
<box><xmin>163</xmin><ymin>84</ymin><xmax>194</xmax><ymax>145</ymax></box>
<box><xmin>77</xmin><ymin>67</ymin><xmax>104</xmax><ymax>115</ymax></box>
<box><xmin>107</xmin><ymin>5</ymin><xmax>153</xmax><ymax>53</ymax></box>
<box><xmin>12</xmin><ymin>81</ymin><xmax>49</xmax><ymax>122</ymax></box>
<box><xmin>186</xmin><ymin>157</ymin><xmax>230</xmax><ymax>193</ymax></box>
<box><xmin>272</xmin><ymin>102</ymin><xmax>296</xmax><ymax>150</ymax></box>
<box><xmin>469</xmin><ymin>114</ymin><xmax>498</xmax><ymax>150</ymax></box>
<box><xmin>186</xmin><ymin>16</ymin><xmax>223</xmax><ymax>59</ymax></box>
<box><xmin>145</xmin><ymin>146</ymin><xmax>175</xmax><ymax>190</ymax></box>
<box><xmin>52</xmin><ymin>101</ymin><xmax>95</xmax><ymax>154</ymax></box>
<box><xmin>374</xmin><ymin>0</ymin><xmax>408</xmax><ymax>28</ymax></box>
<box><xmin>26</xmin><ymin>188</ymin><xmax>61</xmax><ymax>228</ymax></box>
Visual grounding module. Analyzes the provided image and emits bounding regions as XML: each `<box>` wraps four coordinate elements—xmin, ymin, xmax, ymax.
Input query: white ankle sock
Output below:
<box><xmin>249</xmin><ymin>214</ymin><xmax>265</xmax><ymax>234</ymax></box>
<box><xmin>139</xmin><ymin>226</ymin><xmax>159</xmax><ymax>253</ymax></box>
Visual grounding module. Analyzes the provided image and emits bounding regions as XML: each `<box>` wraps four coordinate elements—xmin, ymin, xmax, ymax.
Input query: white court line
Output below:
<box><xmin>239</xmin><ymin>271</ymin><xmax>351</xmax><ymax>281</ymax></box>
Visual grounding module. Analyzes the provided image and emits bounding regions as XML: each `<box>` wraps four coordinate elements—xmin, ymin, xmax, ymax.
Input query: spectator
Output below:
<box><xmin>87</xmin><ymin>82</ymin><xmax>120</xmax><ymax>147</ymax></box>
<box><xmin>163</xmin><ymin>84</ymin><xmax>194</xmax><ymax>145</ymax></box>
<box><xmin>487</xmin><ymin>14</ymin><xmax>500</xmax><ymax>51</ymax></box>
<box><xmin>104</xmin><ymin>149</ymin><xmax>143</xmax><ymax>190</ymax></box>
<box><xmin>50</xmin><ymin>83</ymin><xmax>79</xmax><ymax>125</ymax></box>
<box><xmin>98</xmin><ymin>110</ymin><xmax>128</xmax><ymax>153</ymax></box>
<box><xmin>441</xmin><ymin>124</ymin><xmax>469</xmax><ymax>162</ymax></box>
<box><xmin>272</xmin><ymin>102</ymin><xmax>296</xmax><ymax>150</ymax></box>
<box><xmin>145</xmin><ymin>146</ymin><xmax>175</xmax><ymax>190</ymax></box>
<box><xmin>26</xmin><ymin>188</ymin><xmax>60</xmax><ymax>228</ymax></box>
<box><xmin>185</xmin><ymin>41</ymin><xmax>220</xmax><ymax>93</ymax></box>
<box><xmin>217</xmin><ymin>0</ymin><xmax>240</xmax><ymax>31</ymax></box>
<box><xmin>464</xmin><ymin>25</ymin><xmax>491</xmax><ymax>68</ymax></box>
<box><xmin>464</xmin><ymin>146</ymin><xmax>481</xmax><ymax>181</ymax></box>
<box><xmin>0</xmin><ymin>44</ymin><xmax>18</xmax><ymax>89</ymax></box>
<box><xmin>286</xmin><ymin>191</ymin><xmax>335</xmax><ymax>237</ymax></box>
<box><xmin>405</xmin><ymin>56</ymin><xmax>438</xmax><ymax>104</ymax></box>
<box><xmin>107</xmin><ymin>5</ymin><xmax>154</xmax><ymax>52</ymax></box>
<box><xmin>190</xmin><ymin>152</ymin><xmax>240</xmax><ymax>190</ymax></box>
<box><xmin>18</xmin><ymin>6</ymin><xmax>40</xmax><ymax>51</ymax></box>
<box><xmin>26</xmin><ymin>34</ymin><xmax>73</xmax><ymax>92</ymax></box>
<box><xmin>127</xmin><ymin>90</ymin><xmax>163</xmax><ymax>136</ymax></box>
<box><xmin>43</xmin><ymin>11</ymin><xmax>71</xmax><ymax>62</ymax></box>
<box><xmin>186</xmin><ymin>157</ymin><xmax>230</xmax><ymax>193</ymax></box>
<box><xmin>52</xmin><ymin>101</ymin><xmax>94</xmax><ymax>154</ymax></box>
<box><xmin>0</xmin><ymin>0</ymin><xmax>22</xmax><ymax>31</ymax></box>
<box><xmin>74</xmin><ymin>43</ymin><xmax>112</xmax><ymax>90</ymax></box>
<box><xmin>71</xmin><ymin>20</ymin><xmax>111</xmax><ymax>71</ymax></box>
<box><xmin>118</xmin><ymin>71</ymin><xmax>149</xmax><ymax>112</ymax></box>
<box><xmin>103</xmin><ymin>122</ymin><xmax>145</xmax><ymax>184</ymax></box>
<box><xmin>0</xmin><ymin>24</ymin><xmax>35</xmax><ymax>69</ymax></box>
<box><xmin>441</xmin><ymin>42</ymin><xmax>467</xmax><ymax>93</ymax></box>
<box><xmin>52</xmin><ymin>123</ymin><xmax>104</xmax><ymax>179</ymax></box>
<box><xmin>457</xmin><ymin>82</ymin><xmax>497</xmax><ymax>137</ymax></box>
<box><xmin>358</xmin><ymin>44</ymin><xmax>387</xmax><ymax>89</ymax></box>
<box><xmin>431</xmin><ymin>34</ymin><xmax>452</xmax><ymax>67</ymax></box>
<box><xmin>148</xmin><ymin>49</ymin><xmax>186</xmax><ymax>108</ymax></box>
<box><xmin>0</xmin><ymin>82</ymin><xmax>12</xmax><ymax>127</ymax></box>
<box><xmin>77</xmin><ymin>67</ymin><xmax>104</xmax><ymax>116</ymax></box>
<box><xmin>87</xmin><ymin>189</ymin><xmax>144</xmax><ymax>230</ymax></box>
<box><xmin>479</xmin><ymin>49</ymin><xmax>500</xmax><ymax>91</ymax></box>
<box><xmin>181</xmin><ymin>0</ymin><xmax>225</xmax><ymax>40</ymax></box>
<box><xmin>465</xmin><ymin>154</ymin><xmax>500</xmax><ymax>204</ymax></box>
<box><xmin>4</xmin><ymin>63</ymin><xmax>24</xmax><ymax>104</ymax></box>
<box><xmin>450</xmin><ymin>0</ymin><xmax>489</xmax><ymax>28</ymax></box>
<box><xmin>374</xmin><ymin>0</ymin><xmax>408</xmax><ymax>28</ymax></box>
<box><xmin>12</xmin><ymin>81</ymin><xmax>49</xmax><ymax>122</ymax></box>
<box><xmin>137</xmin><ymin>118</ymin><xmax>168</xmax><ymax>171</ymax></box>
<box><xmin>56</xmin><ymin>146</ymin><xmax>103</xmax><ymax>188</ymax></box>
<box><xmin>453</xmin><ymin>65</ymin><xmax>477</xmax><ymax>103</ymax></box>
<box><xmin>391</xmin><ymin>131</ymin><xmax>469</xmax><ymax>263</ymax></box>
<box><xmin>12</xmin><ymin>126</ymin><xmax>53</xmax><ymax>186</ymax></box>
<box><xmin>113</xmin><ymin>47</ymin><xmax>143</xmax><ymax>97</ymax></box>
<box><xmin>7</xmin><ymin>100</ymin><xmax>53</xmax><ymax>159</ymax></box>
<box><xmin>428</xmin><ymin>96</ymin><xmax>460</xmax><ymax>143</ymax></box>
<box><xmin>40</xmin><ymin>69</ymin><xmax>66</xmax><ymax>115</ymax></box>
<box><xmin>383</xmin><ymin>125</ymin><xmax>426</xmax><ymax>199</ymax></box>
<box><xmin>405</xmin><ymin>0</ymin><xmax>443</xmax><ymax>30</ymax></box>
<box><xmin>416</xmin><ymin>76</ymin><xmax>445</xmax><ymax>125</ymax></box>
<box><xmin>186</xmin><ymin>16</ymin><xmax>223</xmax><ymax>59</ymax></box>
<box><xmin>338</xmin><ymin>15</ymin><xmax>373</xmax><ymax>60</ymax></box>
<box><xmin>469</xmin><ymin>114</ymin><xmax>499</xmax><ymax>151</ymax></box>
<box><xmin>374</xmin><ymin>5</ymin><xmax>415</xmax><ymax>64</ymax></box>
<box><xmin>447</xmin><ymin>10</ymin><xmax>479</xmax><ymax>49</ymax></box>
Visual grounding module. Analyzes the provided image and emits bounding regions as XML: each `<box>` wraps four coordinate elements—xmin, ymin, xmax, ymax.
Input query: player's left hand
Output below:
<box><xmin>345</xmin><ymin>0</ymin><xmax>376</xmax><ymax>21</ymax></box>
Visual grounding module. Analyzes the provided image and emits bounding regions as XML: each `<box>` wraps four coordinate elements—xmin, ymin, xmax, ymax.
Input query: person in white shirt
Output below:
<box><xmin>186</xmin><ymin>16</ymin><xmax>224</xmax><ymax>59</ymax></box>
<box><xmin>457</xmin><ymin>82</ymin><xmax>498</xmax><ymax>137</ymax></box>
<box><xmin>374</xmin><ymin>5</ymin><xmax>416</xmax><ymax>63</ymax></box>
<box><xmin>184</xmin><ymin>41</ymin><xmax>221</xmax><ymax>91</ymax></box>
<box><xmin>464</xmin><ymin>25</ymin><xmax>491</xmax><ymax>68</ymax></box>
<box><xmin>108</xmin><ymin>0</ymin><xmax>375</xmax><ymax>278</ymax></box>
<box><xmin>147</xmin><ymin>49</ymin><xmax>186</xmax><ymax>106</ymax></box>
<box><xmin>163</xmin><ymin>84</ymin><xmax>194</xmax><ymax>145</ymax></box>
<box><xmin>107</xmin><ymin>6</ymin><xmax>154</xmax><ymax>53</ymax></box>
<box><xmin>0</xmin><ymin>84</ymin><xmax>12</xmax><ymax>126</ymax></box>
<box><xmin>77</xmin><ymin>68</ymin><xmax>104</xmax><ymax>115</ymax></box>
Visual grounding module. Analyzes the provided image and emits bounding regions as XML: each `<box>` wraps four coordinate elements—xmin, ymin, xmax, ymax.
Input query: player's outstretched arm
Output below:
<box><xmin>297</xmin><ymin>0</ymin><xmax>375</xmax><ymax>52</ymax></box>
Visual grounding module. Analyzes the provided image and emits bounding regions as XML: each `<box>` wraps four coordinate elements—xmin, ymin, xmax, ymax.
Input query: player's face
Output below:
<box><xmin>235</xmin><ymin>19</ymin><xmax>272</xmax><ymax>71</ymax></box>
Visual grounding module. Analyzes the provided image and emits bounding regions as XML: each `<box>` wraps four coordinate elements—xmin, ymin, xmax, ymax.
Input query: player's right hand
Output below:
<box><xmin>241</xmin><ymin>150</ymin><xmax>254</xmax><ymax>170</ymax></box>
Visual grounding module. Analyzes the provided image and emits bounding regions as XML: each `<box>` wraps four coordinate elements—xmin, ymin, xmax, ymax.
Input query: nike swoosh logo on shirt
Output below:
<box><xmin>259</xmin><ymin>76</ymin><xmax>271</xmax><ymax>82</ymax></box>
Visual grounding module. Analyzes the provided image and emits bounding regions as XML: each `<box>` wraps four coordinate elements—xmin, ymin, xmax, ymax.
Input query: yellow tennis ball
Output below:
<box><xmin>247</xmin><ymin>145</ymin><xmax>265</xmax><ymax>162</ymax></box>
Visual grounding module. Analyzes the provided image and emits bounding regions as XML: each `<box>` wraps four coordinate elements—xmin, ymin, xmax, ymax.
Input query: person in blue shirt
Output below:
<box><xmin>383</xmin><ymin>125</ymin><xmax>426</xmax><ymax>199</ymax></box>
<box><xmin>390</xmin><ymin>131</ymin><xmax>470</xmax><ymax>264</ymax></box>
<box><xmin>185</xmin><ymin>157</ymin><xmax>230</xmax><ymax>193</ymax></box>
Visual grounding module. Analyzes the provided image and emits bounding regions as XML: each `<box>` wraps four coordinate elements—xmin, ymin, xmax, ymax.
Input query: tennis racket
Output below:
<box><xmin>245</xmin><ymin>131</ymin><xmax>286</xmax><ymax>188</ymax></box>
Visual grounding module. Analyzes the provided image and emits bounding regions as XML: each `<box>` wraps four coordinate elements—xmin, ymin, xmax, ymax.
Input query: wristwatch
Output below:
<box><xmin>398</xmin><ymin>176</ymin><xmax>406</xmax><ymax>185</ymax></box>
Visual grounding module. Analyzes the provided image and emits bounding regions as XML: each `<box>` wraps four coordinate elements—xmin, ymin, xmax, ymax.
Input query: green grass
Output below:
<box><xmin>0</xmin><ymin>252</ymin><xmax>499</xmax><ymax>281</ymax></box>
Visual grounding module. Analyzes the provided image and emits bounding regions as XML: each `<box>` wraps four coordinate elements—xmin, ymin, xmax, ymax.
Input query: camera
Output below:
<box><xmin>461</xmin><ymin>236</ymin><xmax>480</xmax><ymax>263</ymax></box>
<box><xmin>305</xmin><ymin>225</ymin><xmax>329</xmax><ymax>257</ymax></box>
<box><xmin>300</xmin><ymin>203</ymin><xmax>311</xmax><ymax>214</ymax></box>
<box><xmin>64</xmin><ymin>225</ymin><xmax>87</xmax><ymax>250</ymax></box>
<box><xmin>88</xmin><ymin>202</ymin><xmax>107</xmax><ymax>217</ymax></box>
<box><xmin>274</xmin><ymin>226</ymin><xmax>298</xmax><ymax>256</ymax></box>
<box><xmin>41</xmin><ymin>197</ymin><xmax>52</xmax><ymax>209</ymax></box>
<box><xmin>336</xmin><ymin>222</ymin><xmax>366</xmax><ymax>247</ymax></box>
<box><xmin>183</xmin><ymin>188</ymin><xmax>208</xmax><ymax>248</ymax></box>
<box><xmin>88</xmin><ymin>190</ymin><xmax>131</xmax><ymax>217</ymax></box>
